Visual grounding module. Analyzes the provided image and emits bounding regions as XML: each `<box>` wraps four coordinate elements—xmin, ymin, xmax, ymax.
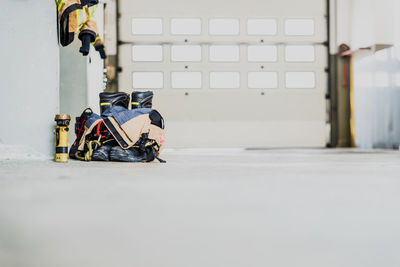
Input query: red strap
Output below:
<box><xmin>77</xmin><ymin>119</ymin><xmax>87</xmax><ymax>137</ymax></box>
<box><xmin>96</xmin><ymin>122</ymin><xmax>102</xmax><ymax>137</ymax></box>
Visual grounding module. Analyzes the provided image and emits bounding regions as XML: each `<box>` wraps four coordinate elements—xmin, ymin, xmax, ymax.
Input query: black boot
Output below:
<box><xmin>99</xmin><ymin>92</ymin><xmax>130</xmax><ymax>114</ymax></box>
<box><xmin>109</xmin><ymin>146</ymin><xmax>144</xmax><ymax>162</ymax></box>
<box><xmin>92</xmin><ymin>145</ymin><xmax>113</xmax><ymax>161</ymax></box>
<box><xmin>131</xmin><ymin>91</ymin><xmax>154</xmax><ymax>109</ymax></box>
<box><xmin>95</xmin><ymin>44</ymin><xmax>107</xmax><ymax>59</ymax></box>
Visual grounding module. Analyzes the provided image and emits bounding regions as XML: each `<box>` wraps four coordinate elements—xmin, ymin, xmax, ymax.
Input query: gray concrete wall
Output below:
<box><xmin>60</xmin><ymin>42</ymin><xmax>88</xmax><ymax>146</ymax></box>
<box><xmin>60</xmin><ymin>42</ymin><xmax>88</xmax><ymax>117</ymax></box>
<box><xmin>0</xmin><ymin>0</ymin><xmax>60</xmax><ymax>157</ymax></box>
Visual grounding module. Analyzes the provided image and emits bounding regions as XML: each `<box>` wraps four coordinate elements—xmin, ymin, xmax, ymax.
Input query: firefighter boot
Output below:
<box><xmin>99</xmin><ymin>92</ymin><xmax>130</xmax><ymax>114</ymax></box>
<box><xmin>131</xmin><ymin>91</ymin><xmax>154</xmax><ymax>109</ymax></box>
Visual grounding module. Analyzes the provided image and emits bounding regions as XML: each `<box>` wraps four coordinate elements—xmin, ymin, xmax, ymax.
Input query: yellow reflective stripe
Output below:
<box><xmin>131</xmin><ymin>102</ymin><xmax>139</xmax><ymax>106</ymax></box>
<box><xmin>350</xmin><ymin>55</ymin><xmax>355</xmax><ymax>147</ymax></box>
<box><xmin>91</xmin><ymin>36</ymin><xmax>100</xmax><ymax>46</ymax></box>
<box><xmin>76</xmin><ymin>9</ymin><xmax>80</xmax><ymax>28</ymax></box>
<box><xmin>76</xmin><ymin>9</ymin><xmax>87</xmax><ymax>30</ymax></box>
<box><xmin>100</xmin><ymin>103</ymin><xmax>111</xmax><ymax>106</ymax></box>
<box><xmin>89</xmin><ymin>5</ymin><xmax>98</xmax><ymax>16</ymax></box>
<box><xmin>57</xmin><ymin>0</ymin><xmax>64</xmax><ymax>12</ymax></box>
<box><xmin>82</xmin><ymin>9</ymin><xmax>87</xmax><ymax>24</ymax></box>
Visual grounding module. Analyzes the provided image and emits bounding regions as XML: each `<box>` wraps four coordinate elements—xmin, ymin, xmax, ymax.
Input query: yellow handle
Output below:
<box><xmin>55</xmin><ymin>126</ymin><xmax>69</xmax><ymax>163</ymax></box>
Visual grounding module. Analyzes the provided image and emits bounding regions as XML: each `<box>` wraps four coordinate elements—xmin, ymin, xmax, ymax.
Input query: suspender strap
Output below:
<box><xmin>103</xmin><ymin>118</ymin><xmax>130</xmax><ymax>149</ymax></box>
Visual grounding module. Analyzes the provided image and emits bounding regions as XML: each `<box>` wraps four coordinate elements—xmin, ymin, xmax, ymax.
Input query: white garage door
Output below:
<box><xmin>118</xmin><ymin>0</ymin><xmax>328</xmax><ymax>148</ymax></box>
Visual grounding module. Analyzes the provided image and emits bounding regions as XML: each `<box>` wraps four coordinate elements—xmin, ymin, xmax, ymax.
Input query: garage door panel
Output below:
<box><xmin>119</xmin><ymin>17</ymin><xmax>327</xmax><ymax>44</ymax></box>
<box><xmin>118</xmin><ymin>0</ymin><xmax>326</xmax><ymax>18</ymax></box>
<box><xmin>165</xmin><ymin>121</ymin><xmax>327</xmax><ymax>148</ymax></box>
<box><xmin>147</xmin><ymin>90</ymin><xmax>326</xmax><ymax>121</ymax></box>
<box><xmin>119</xmin><ymin>0</ymin><xmax>326</xmax><ymax>43</ymax></box>
<box><xmin>119</xmin><ymin>44</ymin><xmax>328</xmax><ymax>69</ymax></box>
<box><xmin>120</xmin><ymin>69</ymin><xmax>327</xmax><ymax>92</ymax></box>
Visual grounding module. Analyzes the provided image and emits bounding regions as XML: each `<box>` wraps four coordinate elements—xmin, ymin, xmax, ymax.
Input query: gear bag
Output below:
<box><xmin>73</xmin><ymin>107</ymin><xmax>165</xmax><ymax>162</ymax></box>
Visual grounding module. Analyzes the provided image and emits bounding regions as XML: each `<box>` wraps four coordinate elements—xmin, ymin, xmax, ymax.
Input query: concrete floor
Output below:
<box><xmin>1</xmin><ymin>148</ymin><xmax>400</xmax><ymax>267</ymax></box>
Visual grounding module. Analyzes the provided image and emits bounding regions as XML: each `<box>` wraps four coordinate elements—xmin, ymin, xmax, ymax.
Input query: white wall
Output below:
<box><xmin>334</xmin><ymin>0</ymin><xmax>351</xmax><ymax>52</ymax></box>
<box><xmin>334</xmin><ymin>0</ymin><xmax>396</xmax><ymax>51</ymax></box>
<box><xmin>346</xmin><ymin>0</ymin><xmax>400</xmax><ymax>148</ymax></box>
<box><xmin>0</xmin><ymin>0</ymin><xmax>59</xmax><ymax>157</ymax></box>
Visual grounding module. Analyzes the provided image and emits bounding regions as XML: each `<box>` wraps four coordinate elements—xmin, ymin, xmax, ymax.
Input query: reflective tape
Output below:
<box><xmin>92</xmin><ymin>35</ymin><xmax>100</xmax><ymax>45</ymax></box>
<box><xmin>88</xmin><ymin>5</ymin><xmax>98</xmax><ymax>16</ymax></box>
<box><xmin>76</xmin><ymin>9</ymin><xmax>80</xmax><ymax>26</ymax></box>
<box><xmin>76</xmin><ymin>9</ymin><xmax>87</xmax><ymax>30</ymax></box>
<box><xmin>57</xmin><ymin>0</ymin><xmax>64</xmax><ymax>12</ymax></box>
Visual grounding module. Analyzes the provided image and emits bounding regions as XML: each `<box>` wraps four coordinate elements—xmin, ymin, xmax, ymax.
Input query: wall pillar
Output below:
<box><xmin>0</xmin><ymin>0</ymin><xmax>60</xmax><ymax>158</ymax></box>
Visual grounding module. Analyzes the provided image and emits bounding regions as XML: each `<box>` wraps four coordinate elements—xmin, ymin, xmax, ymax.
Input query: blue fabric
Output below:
<box><xmin>85</xmin><ymin>113</ymin><xmax>102</xmax><ymax>128</ymax></box>
<box><xmin>83</xmin><ymin>107</ymin><xmax>152</xmax><ymax>128</ymax></box>
<box><xmin>101</xmin><ymin>106</ymin><xmax>126</xmax><ymax>117</ymax></box>
<box><xmin>102</xmin><ymin>106</ymin><xmax>152</xmax><ymax>125</ymax></box>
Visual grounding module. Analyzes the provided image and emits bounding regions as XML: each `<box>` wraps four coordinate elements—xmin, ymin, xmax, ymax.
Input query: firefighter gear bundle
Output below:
<box><xmin>69</xmin><ymin>91</ymin><xmax>166</xmax><ymax>163</ymax></box>
<box><xmin>56</xmin><ymin>0</ymin><xmax>106</xmax><ymax>59</ymax></box>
